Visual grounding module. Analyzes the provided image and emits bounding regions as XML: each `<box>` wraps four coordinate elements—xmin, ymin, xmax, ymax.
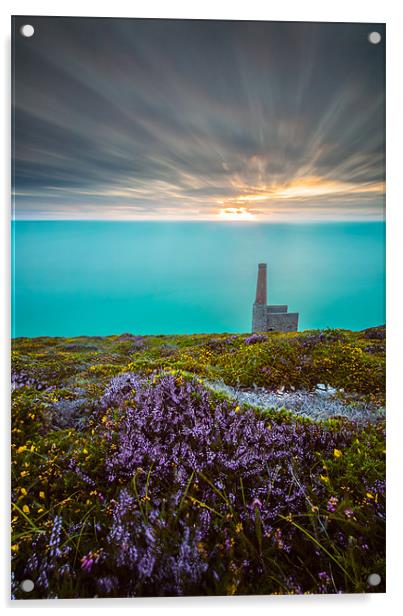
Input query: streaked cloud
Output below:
<box><xmin>12</xmin><ymin>18</ymin><xmax>385</xmax><ymax>221</ymax></box>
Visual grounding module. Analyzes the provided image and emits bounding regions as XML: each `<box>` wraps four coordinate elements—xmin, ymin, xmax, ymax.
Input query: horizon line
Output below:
<box><xmin>11</xmin><ymin>217</ymin><xmax>386</xmax><ymax>223</ymax></box>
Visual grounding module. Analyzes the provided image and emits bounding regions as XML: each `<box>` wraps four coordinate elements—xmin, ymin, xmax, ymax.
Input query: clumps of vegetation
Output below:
<box><xmin>213</xmin><ymin>329</ymin><xmax>385</xmax><ymax>399</ymax></box>
<box><xmin>11</xmin><ymin>327</ymin><xmax>385</xmax><ymax>598</ymax></box>
<box><xmin>12</xmin><ymin>327</ymin><xmax>385</xmax><ymax>401</ymax></box>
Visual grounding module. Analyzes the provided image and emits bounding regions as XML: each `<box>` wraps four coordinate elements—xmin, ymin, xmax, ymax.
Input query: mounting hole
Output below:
<box><xmin>367</xmin><ymin>573</ymin><xmax>381</xmax><ymax>586</ymax></box>
<box><xmin>368</xmin><ymin>31</ymin><xmax>381</xmax><ymax>45</ymax></box>
<box><xmin>20</xmin><ymin>579</ymin><xmax>34</xmax><ymax>592</ymax></box>
<box><xmin>20</xmin><ymin>24</ymin><xmax>35</xmax><ymax>38</ymax></box>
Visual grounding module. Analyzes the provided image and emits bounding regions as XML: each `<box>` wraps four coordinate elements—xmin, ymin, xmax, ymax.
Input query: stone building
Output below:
<box><xmin>252</xmin><ymin>263</ymin><xmax>299</xmax><ymax>333</ymax></box>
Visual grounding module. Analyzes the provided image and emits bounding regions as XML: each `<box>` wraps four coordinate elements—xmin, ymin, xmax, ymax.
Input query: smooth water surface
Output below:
<box><xmin>12</xmin><ymin>221</ymin><xmax>385</xmax><ymax>337</ymax></box>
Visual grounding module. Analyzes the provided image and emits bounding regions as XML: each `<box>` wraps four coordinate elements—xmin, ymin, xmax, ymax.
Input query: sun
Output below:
<box><xmin>218</xmin><ymin>207</ymin><xmax>255</xmax><ymax>221</ymax></box>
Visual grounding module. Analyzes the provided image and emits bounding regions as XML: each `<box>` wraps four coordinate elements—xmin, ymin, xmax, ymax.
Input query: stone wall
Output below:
<box><xmin>265</xmin><ymin>305</ymin><xmax>288</xmax><ymax>314</ymax></box>
<box><xmin>252</xmin><ymin>303</ymin><xmax>268</xmax><ymax>333</ymax></box>
<box><xmin>266</xmin><ymin>311</ymin><xmax>299</xmax><ymax>332</ymax></box>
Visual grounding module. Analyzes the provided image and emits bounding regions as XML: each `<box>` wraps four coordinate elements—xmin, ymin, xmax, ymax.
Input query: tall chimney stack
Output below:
<box><xmin>255</xmin><ymin>263</ymin><xmax>267</xmax><ymax>305</ymax></box>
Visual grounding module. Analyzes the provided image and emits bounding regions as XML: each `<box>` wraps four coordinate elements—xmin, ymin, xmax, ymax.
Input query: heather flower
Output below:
<box><xmin>96</xmin><ymin>576</ymin><xmax>118</xmax><ymax>594</ymax></box>
<box><xmin>327</xmin><ymin>497</ymin><xmax>339</xmax><ymax>513</ymax></box>
<box><xmin>48</xmin><ymin>515</ymin><xmax>63</xmax><ymax>559</ymax></box>
<box><xmin>81</xmin><ymin>549</ymin><xmax>104</xmax><ymax>573</ymax></box>
<box><xmin>245</xmin><ymin>334</ymin><xmax>267</xmax><ymax>345</ymax></box>
<box><xmin>12</xmin><ymin>359</ymin><xmax>385</xmax><ymax>598</ymax></box>
<box><xmin>81</xmin><ymin>553</ymin><xmax>95</xmax><ymax>572</ymax></box>
<box><xmin>23</xmin><ymin>516</ymin><xmax>72</xmax><ymax>593</ymax></box>
<box><xmin>145</xmin><ymin>526</ymin><xmax>156</xmax><ymax>546</ymax></box>
<box><xmin>130</xmin><ymin>337</ymin><xmax>146</xmax><ymax>352</ymax></box>
<box><xmin>251</xmin><ymin>498</ymin><xmax>262</xmax><ymax>510</ymax></box>
<box><xmin>68</xmin><ymin>458</ymin><xmax>96</xmax><ymax>487</ymax></box>
<box><xmin>336</xmin><ymin>531</ymin><xmax>347</xmax><ymax>547</ymax></box>
<box><xmin>138</xmin><ymin>549</ymin><xmax>155</xmax><ymax>579</ymax></box>
<box><xmin>100</xmin><ymin>372</ymin><xmax>143</xmax><ymax>408</ymax></box>
<box><xmin>317</xmin><ymin>570</ymin><xmax>332</xmax><ymax>593</ymax></box>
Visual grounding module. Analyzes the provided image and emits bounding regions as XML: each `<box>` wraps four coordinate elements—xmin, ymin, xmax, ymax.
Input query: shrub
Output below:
<box><xmin>12</xmin><ymin>372</ymin><xmax>385</xmax><ymax>598</ymax></box>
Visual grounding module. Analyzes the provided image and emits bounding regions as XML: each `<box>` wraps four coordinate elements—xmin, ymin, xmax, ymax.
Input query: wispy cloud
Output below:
<box><xmin>12</xmin><ymin>18</ymin><xmax>385</xmax><ymax>221</ymax></box>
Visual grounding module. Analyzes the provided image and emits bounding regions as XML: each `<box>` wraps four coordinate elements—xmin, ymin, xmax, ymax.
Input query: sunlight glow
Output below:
<box><xmin>218</xmin><ymin>207</ymin><xmax>256</xmax><ymax>221</ymax></box>
<box><xmin>223</xmin><ymin>177</ymin><xmax>385</xmax><ymax>205</ymax></box>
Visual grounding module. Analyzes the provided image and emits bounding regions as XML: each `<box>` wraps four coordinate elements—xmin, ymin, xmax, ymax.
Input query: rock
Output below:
<box><xmin>363</xmin><ymin>326</ymin><xmax>386</xmax><ymax>340</ymax></box>
<box><xmin>315</xmin><ymin>384</ymin><xmax>337</xmax><ymax>396</ymax></box>
<box><xmin>203</xmin><ymin>379</ymin><xmax>384</xmax><ymax>425</ymax></box>
<box><xmin>48</xmin><ymin>398</ymin><xmax>90</xmax><ymax>429</ymax></box>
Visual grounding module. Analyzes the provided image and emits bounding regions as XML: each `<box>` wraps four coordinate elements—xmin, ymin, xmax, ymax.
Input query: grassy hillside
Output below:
<box><xmin>11</xmin><ymin>327</ymin><xmax>385</xmax><ymax>598</ymax></box>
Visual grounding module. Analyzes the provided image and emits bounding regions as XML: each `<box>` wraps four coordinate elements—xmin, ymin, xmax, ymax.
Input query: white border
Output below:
<box><xmin>1</xmin><ymin>1</ymin><xmax>402</xmax><ymax>614</ymax></box>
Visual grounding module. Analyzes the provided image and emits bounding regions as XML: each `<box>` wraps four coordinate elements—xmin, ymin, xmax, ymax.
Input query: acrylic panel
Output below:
<box><xmin>11</xmin><ymin>16</ymin><xmax>385</xmax><ymax>599</ymax></box>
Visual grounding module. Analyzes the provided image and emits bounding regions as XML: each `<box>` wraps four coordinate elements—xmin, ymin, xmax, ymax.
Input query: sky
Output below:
<box><xmin>12</xmin><ymin>17</ymin><xmax>385</xmax><ymax>221</ymax></box>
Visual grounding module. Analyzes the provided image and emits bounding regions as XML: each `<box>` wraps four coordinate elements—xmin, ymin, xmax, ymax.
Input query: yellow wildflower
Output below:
<box><xmin>39</xmin><ymin>491</ymin><xmax>45</xmax><ymax>499</ymax></box>
<box><xmin>16</xmin><ymin>445</ymin><xmax>27</xmax><ymax>454</ymax></box>
<box><xmin>11</xmin><ymin>544</ymin><xmax>19</xmax><ymax>553</ymax></box>
<box><xmin>197</xmin><ymin>542</ymin><xmax>206</xmax><ymax>555</ymax></box>
<box><xmin>22</xmin><ymin>505</ymin><xmax>30</xmax><ymax>514</ymax></box>
<box><xmin>320</xmin><ymin>475</ymin><xmax>329</xmax><ymax>483</ymax></box>
<box><xmin>366</xmin><ymin>492</ymin><xmax>375</xmax><ymax>500</ymax></box>
<box><xmin>20</xmin><ymin>487</ymin><xmax>27</xmax><ymax>496</ymax></box>
<box><xmin>83</xmin><ymin>448</ymin><xmax>88</xmax><ymax>454</ymax></box>
<box><xmin>235</xmin><ymin>522</ymin><xmax>243</xmax><ymax>533</ymax></box>
<box><xmin>101</xmin><ymin>416</ymin><xmax>107</xmax><ymax>424</ymax></box>
<box><xmin>333</xmin><ymin>449</ymin><xmax>342</xmax><ymax>458</ymax></box>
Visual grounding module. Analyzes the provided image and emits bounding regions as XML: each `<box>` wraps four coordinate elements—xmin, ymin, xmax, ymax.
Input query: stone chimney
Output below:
<box><xmin>251</xmin><ymin>262</ymin><xmax>299</xmax><ymax>333</ymax></box>
<box><xmin>255</xmin><ymin>263</ymin><xmax>267</xmax><ymax>304</ymax></box>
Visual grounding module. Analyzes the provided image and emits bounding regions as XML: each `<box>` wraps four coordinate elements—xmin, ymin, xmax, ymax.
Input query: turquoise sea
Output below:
<box><xmin>12</xmin><ymin>221</ymin><xmax>385</xmax><ymax>338</ymax></box>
